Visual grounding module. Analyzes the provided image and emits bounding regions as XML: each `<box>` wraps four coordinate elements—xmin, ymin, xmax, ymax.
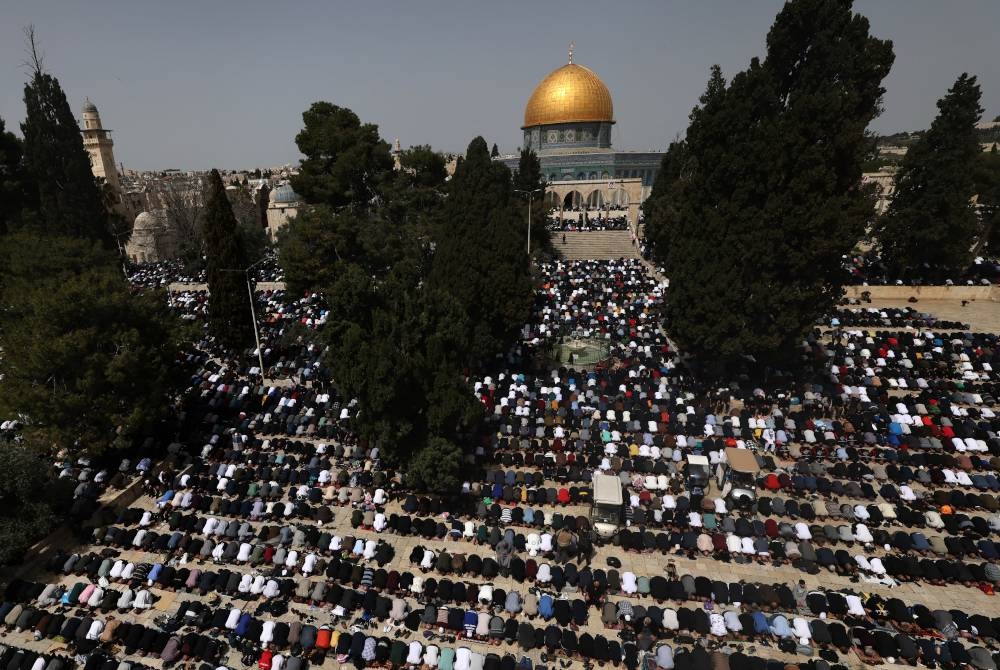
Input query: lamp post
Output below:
<box><xmin>221</xmin><ymin>256</ymin><xmax>268</xmax><ymax>378</ymax></box>
<box><xmin>514</xmin><ymin>187</ymin><xmax>544</xmax><ymax>257</ymax></box>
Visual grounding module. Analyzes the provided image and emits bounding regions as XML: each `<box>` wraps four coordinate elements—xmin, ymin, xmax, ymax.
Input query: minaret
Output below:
<box><xmin>391</xmin><ymin>137</ymin><xmax>402</xmax><ymax>171</ymax></box>
<box><xmin>80</xmin><ymin>98</ymin><xmax>121</xmax><ymax>194</ymax></box>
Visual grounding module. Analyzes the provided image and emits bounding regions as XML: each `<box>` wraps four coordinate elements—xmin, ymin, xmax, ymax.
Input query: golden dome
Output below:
<box><xmin>523</xmin><ymin>62</ymin><xmax>614</xmax><ymax>128</ymax></box>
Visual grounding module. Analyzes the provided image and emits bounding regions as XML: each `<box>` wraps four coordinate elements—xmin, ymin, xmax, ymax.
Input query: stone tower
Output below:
<box><xmin>80</xmin><ymin>99</ymin><xmax>120</xmax><ymax>193</ymax></box>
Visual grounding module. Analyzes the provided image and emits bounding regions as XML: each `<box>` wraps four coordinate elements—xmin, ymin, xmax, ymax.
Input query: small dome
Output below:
<box><xmin>523</xmin><ymin>62</ymin><xmax>614</xmax><ymax>128</ymax></box>
<box><xmin>133</xmin><ymin>211</ymin><xmax>157</xmax><ymax>231</ymax></box>
<box><xmin>82</xmin><ymin>98</ymin><xmax>98</xmax><ymax>115</ymax></box>
<box><xmin>269</xmin><ymin>183</ymin><xmax>301</xmax><ymax>205</ymax></box>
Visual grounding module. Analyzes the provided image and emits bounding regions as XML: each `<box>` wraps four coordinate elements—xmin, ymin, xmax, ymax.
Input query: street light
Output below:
<box><xmin>514</xmin><ymin>187</ymin><xmax>544</xmax><ymax>257</ymax></box>
<box><xmin>221</xmin><ymin>256</ymin><xmax>268</xmax><ymax>378</ymax></box>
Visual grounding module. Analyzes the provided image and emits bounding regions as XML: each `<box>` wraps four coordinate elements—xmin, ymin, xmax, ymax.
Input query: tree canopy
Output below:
<box><xmin>876</xmin><ymin>74</ymin><xmax>984</xmax><ymax>278</ymax></box>
<box><xmin>645</xmin><ymin>0</ymin><xmax>893</xmax><ymax>369</ymax></box>
<box><xmin>0</xmin><ymin>438</ymin><xmax>72</xmax><ymax>564</ymax></box>
<box><xmin>278</xmin><ymin>107</ymin><xmax>536</xmax><ymax>492</ymax></box>
<box><xmin>429</xmin><ymin>137</ymin><xmax>534</xmax><ymax>366</ymax></box>
<box><xmin>290</xmin><ymin>102</ymin><xmax>394</xmax><ymax>210</ymax></box>
<box><xmin>0</xmin><ymin>234</ymin><xmax>183</xmax><ymax>454</ymax></box>
<box><xmin>203</xmin><ymin>169</ymin><xmax>255</xmax><ymax>352</ymax></box>
<box><xmin>382</xmin><ymin>144</ymin><xmax>448</xmax><ymax>227</ymax></box>
<box><xmin>20</xmin><ymin>44</ymin><xmax>112</xmax><ymax>247</ymax></box>
<box><xmin>0</xmin><ymin>117</ymin><xmax>30</xmax><ymax>236</ymax></box>
<box><xmin>974</xmin><ymin>146</ymin><xmax>1000</xmax><ymax>253</ymax></box>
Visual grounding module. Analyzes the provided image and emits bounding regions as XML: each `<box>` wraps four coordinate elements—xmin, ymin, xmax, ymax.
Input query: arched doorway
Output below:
<box><xmin>544</xmin><ymin>191</ymin><xmax>560</xmax><ymax>211</ymax></box>
<box><xmin>609</xmin><ymin>188</ymin><xmax>629</xmax><ymax>209</ymax></box>
<box><xmin>586</xmin><ymin>190</ymin><xmax>605</xmax><ymax>209</ymax></box>
<box><xmin>563</xmin><ymin>191</ymin><xmax>583</xmax><ymax>210</ymax></box>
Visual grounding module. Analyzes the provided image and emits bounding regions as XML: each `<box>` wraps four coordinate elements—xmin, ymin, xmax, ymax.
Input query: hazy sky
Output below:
<box><xmin>1</xmin><ymin>1</ymin><xmax>997</xmax><ymax>171</ymax></box>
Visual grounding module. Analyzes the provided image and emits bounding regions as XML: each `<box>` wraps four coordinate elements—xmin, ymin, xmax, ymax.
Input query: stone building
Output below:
<box><xmin>81</xmin><ymin>99</ymin><xmax>119</xmax><ymax>192</ymax></box>
<box><xmin>124</xmin><ymin>210</ymin><xmax>177</xmax><ymax>263</ymax></box>
<box><xmin>502</xmin><ymin>47</ymin><xmax>663</xmax><ymax>228</ymax></box>
<box><xmin>266</xmin><ymin>183</ymin><xmax>302</xmax><ymax>239</ymax></box>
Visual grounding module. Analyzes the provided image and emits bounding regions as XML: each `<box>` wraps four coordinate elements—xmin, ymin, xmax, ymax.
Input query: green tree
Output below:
<box><xmin>512</xmin><ymin>147</ymin><xmax>549</xmax><ymax>254</ymax></box>
<box><xmin>19</xmin><ymin>32</ymin><xmax>111</xmax><ymax>247</ymax></box>
<box><xmin>0</xmin><ymin>438</ymin><xmax>71</xmax><ymax>564</ymax></box>
<box><xmin>642</xmin><ymin>139</ymin><xmax>689</xmax><ymax>263</ymax></box>
<box><xmin>407</xmin><ymin>437</ymin><xmax>464</xmax><ymax>494</ymax></box>
<box><xmin>0</xmin><ymin>117</ymin><xmax>31</xmax><ymax>235</ymax></box>
<box><xmin>318</xmin><ymin>224</ymin><xmax>474</xmax><ymax>462</ymax></box>
<box><xmin>383</xmin><ymin>144</ymin><xmax>448</xmax><ymax>227</ymax></box>
<box><xmin>974</xmin><ymin>146</ymin><xmax>1000</xmax><ymax>252</ymax></box>
<box><xmin>490</xmin><ymin>143</ymin><xmax>500</xmax><ymax>159</ymax></box>
<box><xmin>513</xmin><ymin>147</ymin><xmax>543</xmax><ymax>193</ymax></box>
<box><xmin>650</xmin><ymin>0</ymin><xmax>893</xmax><ymax>368</ymax></box>
<box><xmin>290</xmin><ymin>102</ymin><xmax>394</xmax><ymax>210</ymax></box>
<box><xmin>203</xmin><ymin>169</ymin><xmax>254</xmax><ymax>350</ymax></box>
<box><xmin>0</xmin><ymin>234</ymin><xmax>183</xmax><ymax>454</ymax></box>
<box><xmin>429</xmin><ymin>137</ymin><xmax>533</xmax><ymax>365</ymax></box>
<box><xmin>877</xmin><ymin>74</ymin><xmax>984</xmax><ymax>278</ymax></box>
<box><xmin>278</xmin><ymin>206</ymin><xmax>419</xmax><ymax>295</ymax></box>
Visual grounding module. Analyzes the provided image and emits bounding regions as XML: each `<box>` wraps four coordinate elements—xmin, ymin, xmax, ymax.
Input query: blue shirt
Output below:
<box><xmin>769</xmin><ymin>615</ymin><xmax>792</xmax><ymax>638</ymax></box>
<box><xmin>539</xmin><ymin>594</ymin><xmax>554</xmax><ymax>619</ymax></box>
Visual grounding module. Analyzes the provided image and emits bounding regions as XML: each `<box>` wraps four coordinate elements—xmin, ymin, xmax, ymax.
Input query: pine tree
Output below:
<box><xmin>490</xmin><ymin>143</ymin><xmax>500</xmax><ymax>159</ymax></box>
<box><xmin>203</xmin><ymin>169</ymin><xmax>254</xmax><ymax>351</ymax></box>
<box><xmin>650</xmin><ymin>0</ymin><xmax>893</xmax><ymax>368</ymax></box>
<box><xmin>290</xmin><ymin>102</ymin><xmax>393</xmax><ymax>210</ymax></box>
<box><xmin>0</xmin><ymin>233</ymin><xmax>182</xmax><ymax>455</ymax></box>
<box><xmin>19</xmin><ymin>33</ymin><xmax>112</xmax><ymax>246</ymax></box>
<box><xmin>876</xmin><ymin>74</ymin><xmax>984</xmax><ymax>279</ymax></box>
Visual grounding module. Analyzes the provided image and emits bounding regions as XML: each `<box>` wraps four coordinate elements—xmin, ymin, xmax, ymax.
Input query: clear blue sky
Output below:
<box><xmin>1</xmin><ymin>1</ymin><xmax>997</xmax><ymax>171</ymax></box>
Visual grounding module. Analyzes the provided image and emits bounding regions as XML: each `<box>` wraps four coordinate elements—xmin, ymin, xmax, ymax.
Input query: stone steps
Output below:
<box><xmin>552</xmin><ymin>230</ymin><xmax>640</xmax><ymax>260</ymax></box>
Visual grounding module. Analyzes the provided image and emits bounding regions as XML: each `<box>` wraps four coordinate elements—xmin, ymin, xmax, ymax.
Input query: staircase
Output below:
<box><xmin>553</xmin><ymin>231</ymin><xmax>640</xmax><ymax>260</ymax></box>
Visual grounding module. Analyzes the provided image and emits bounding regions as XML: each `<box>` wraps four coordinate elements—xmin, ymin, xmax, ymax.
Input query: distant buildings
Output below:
<box><xmin>862</xmin><ymin>169</ymin><xmax>897</xmax><ymax>216</ymax></box>
<box><xmin>78</xmin><ymin>100</ymin><xmax>301</xmax><ymax>261</ymax></box>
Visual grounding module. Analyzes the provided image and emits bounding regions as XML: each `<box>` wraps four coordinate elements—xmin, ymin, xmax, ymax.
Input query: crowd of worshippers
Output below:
<box><xmin>127</xmin><ymin>251</ymin><xmax>284</xmax><ymax>290</ymax></box>
<box><xmin>13</xmin><ymin>426</ymin><xmax>1000</xmax><ymax>670</ymax></box>
<box><xmin>843</xmin><ymin>255</ymin><xmax>1000</xmax><ymax>287</ymax></box>
<box><xmin>8</xmin><ymin>551</ymin><xmax>1000</xmax><ymax>670</ymax></box>
<box><xmin>547</xmin><ymin>214</ymin><xmax>629</xmax><ymax>232</ymax></box>
<box><xmin>7</xmin><ymin>255</ymin><xmax>998</xmax><ymax>670</ymax></box>
<box><xmin>828</xmin><ymin>308</ymin><xmax>969</xmax><ymax>331</ymax></box>
<box><xmin>169</xmin><ymin>288</ymin><xmax>332</xmax><ymax>386</ymax></box>
<box><xmin>8</xmin><ymin>435</ymin><xmax>1000</xmax><ymax>670</ymax></box>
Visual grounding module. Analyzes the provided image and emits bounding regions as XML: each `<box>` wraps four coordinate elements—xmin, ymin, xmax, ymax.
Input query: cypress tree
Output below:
<box><xmin>642</xmin><ymin>138</ymin><xmax>690</xmax><ymax>266</ymax></box>
<box><xmin>876</xmin><ymin>74</ymin><xmax>984</xmax><ymax>279</ymax></box>
<box><xmin>0</xmin><ymin>117</ymin><xmax>30</xmax><ymax>236</ymax></box>
<box><xmin>20</xmin><ymin>39</ymin><xmax>112</xmax><ymax>247</ymax></box>
<box><xmin>650</xmin><ymin>0</ymin><xmax>893</xmax><ymax>368</ymax></box>
<box><xmin>203</xmin><ymin>169</ymin><xmax>254</xmax><ymax>351</ymax></box>
<box><xmin>513</xmin><ymin>147</ymin><xmax>548</xmax><ymax>253</ymax></box>
<box><xmin>430</xmin><ymin>137</ymin><xmax>532</xmax><ymax>365</ymax></box>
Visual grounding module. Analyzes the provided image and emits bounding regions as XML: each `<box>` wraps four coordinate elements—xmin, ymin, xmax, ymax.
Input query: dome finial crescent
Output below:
<box><xmin>568</xmin><ymin>41</ymin><xmax>575</xmax><ymax>64</ymax></box>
